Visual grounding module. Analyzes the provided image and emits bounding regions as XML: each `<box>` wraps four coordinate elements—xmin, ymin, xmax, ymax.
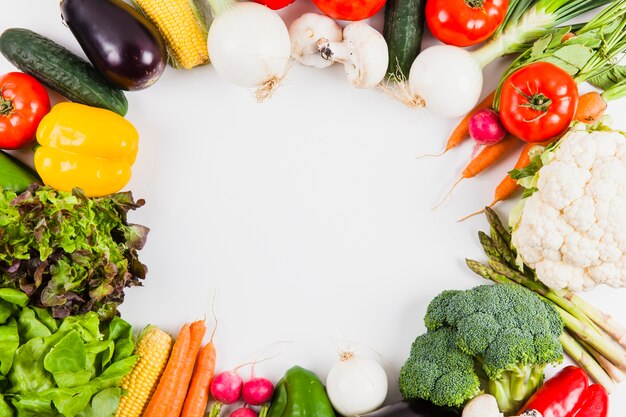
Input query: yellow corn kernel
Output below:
<box><xmin>133</xmin><ymin>0</ymin><xmax>209</xmax><ymax>69</ymax></box>
<box><xmin>116</xmin><ymin>326</ymin><xmax>173</xmax><ymax>417</ymax></box>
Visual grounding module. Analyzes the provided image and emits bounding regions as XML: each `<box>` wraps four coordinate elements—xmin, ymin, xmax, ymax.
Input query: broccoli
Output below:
<box><xmin>399</xmin><ymin>284</ymin><xmax>563</xmax><ymax>414</ymax></box>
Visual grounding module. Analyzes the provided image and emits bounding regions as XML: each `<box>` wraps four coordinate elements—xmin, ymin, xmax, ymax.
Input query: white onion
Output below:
<box><xmin>326</xmin><ymin>352</ymin><xmax>388</xmax><ymax>416</ymax></box>
<box><xmin>408</xmin><ymin>45</ymin><xmax>483</xmax><ymax>118</ymax></box>
<box><xmin>208</xmin><ymin>2</ymin><xmax>291</xmax><ymax>93</ymax></box>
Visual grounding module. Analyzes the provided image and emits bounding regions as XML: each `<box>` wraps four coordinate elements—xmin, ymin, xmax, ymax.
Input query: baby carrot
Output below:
<box><xmin>574</xmin><ymin>91</ymin><xmax>607</xmax><ymax>124</ymax></box>
<box><xmin>434</xmin><ymin>135</ymin><xmax>519</xmax><ymax>209</ymax></box>
<box><xmin>181</xmin><ymin>342</ymin><xmax>217</xmax><ymax>417</ymax></box>
<box><xmin>144</xmin><ymin>320</ymin><xmax>207</xmax><ymax>417</ymax></box>
<box><xmin>143</xmin><ymin>324</ymin><xmax>191</xmax><ymax>417</ymax></box>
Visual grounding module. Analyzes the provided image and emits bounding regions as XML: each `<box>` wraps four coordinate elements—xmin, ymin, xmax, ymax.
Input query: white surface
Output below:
<box><xmin>3</xmin><ymin>1</ymin><xmax>626</xmax><ymax>414</ymax></box>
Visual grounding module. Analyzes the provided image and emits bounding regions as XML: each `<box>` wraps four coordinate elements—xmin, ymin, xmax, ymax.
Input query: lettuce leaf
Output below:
<box><xmin>0</xmin><ymin>294</ymin><xmax>137</xmax><ymax>417</ymax></box>
<box><xmin>0</xmin><ymin>185</ymin><xmax>149</xmax><ymax>320</ymax></box>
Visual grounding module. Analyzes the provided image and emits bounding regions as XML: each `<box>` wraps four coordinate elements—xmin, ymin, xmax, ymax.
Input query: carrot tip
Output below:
<box><xmin>416</xmin><ymin>150</ymin><xmax>446</xmax><ymax>159</ymax></box>
<box><xmin>432</xmin><ymin>177</ymin><xmax>464</xmax><ymax>211</ymax></box>
<box><xmin>457</xmin><ymin>209</ymin><xmax>486</xmax><ymax>222</ymax></box>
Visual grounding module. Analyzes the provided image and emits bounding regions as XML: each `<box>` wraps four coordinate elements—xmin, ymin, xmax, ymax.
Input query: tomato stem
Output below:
<box><xmin>464</xmin><ymin>0</ymin><xmax>485</xmax><ymax>8</ymax></box>
<box><xmin>0</xmin><ymin>88</ymin><xmax>14</xmax><ymax>117</ymax></box>
<box><xmin>513</xmin><ymin>84</ymin><xmax>552</xmax><ymax>120</ymax></box>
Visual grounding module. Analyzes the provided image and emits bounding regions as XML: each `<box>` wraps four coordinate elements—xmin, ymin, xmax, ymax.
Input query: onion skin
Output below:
<box><xmin>207</xmin><ymin>2</ymin><xmax>290</xmax><ymax>89</ymax></box>
<box><xmin>61</xmin><ymin>0</ymin><xmax>167</xmax><ymax>91</ymax></box>
<box><xmin>408</xmin><ymin>45</ymin><xmax>483</xmax><ymax>118</ymax></box>
<box><xmin>326</xmin><ymin>354</ymin><xmax>388</xmax><ymax>416</ymax></box>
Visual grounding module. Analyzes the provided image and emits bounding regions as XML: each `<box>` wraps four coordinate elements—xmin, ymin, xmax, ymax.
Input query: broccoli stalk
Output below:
<box><xmin>399</xmin><ymin>283</ymin><xmax>564</xmax><ymax>414</ymax></box>
<box><xmin>488</xmin><ymin>364</ymin><xmax>544</xmax><ymax>414</ymax></box>
<box><xmin>466</xmin><ymin>207</ymin><xmax>626</xmax><ymax>394</ymax></box>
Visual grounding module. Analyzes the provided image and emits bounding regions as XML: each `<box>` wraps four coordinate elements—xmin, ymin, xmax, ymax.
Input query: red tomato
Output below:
<box><xmin>499</xmin><ymin>62</ymin><xmax>578</xmax><ymax>143</ymax></box>
<box><xmin>253</xmin><ymin>0</ymin><xmax>294</xmax><ymax>10</ymax></box>
<box><xmin>0</xmin><ymin>72</ymin><xmax>50</xmax><ymax>150</ymax></box>
<box><xmin>426</xmin><ymin>0</ymin><xmax>508</xmax><ymax>47</ymax></box>
<box><xmin>312</xmin><ymin>0</ymin><xmax>386</xmax><ymax>21</ymax></box>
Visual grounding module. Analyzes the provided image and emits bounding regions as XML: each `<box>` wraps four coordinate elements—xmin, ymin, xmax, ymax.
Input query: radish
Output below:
<box><xmin>468</xmin><ymin>110</ymin><xmax>507</xmax><ymax>157</ymax></box>
<box><xmin>326</xmin><ymin>351</ymin><xmax>388</xmax><ymax>416</ymax></box>
<box><xmin>396</xmin><ymin>0</ymin><xmax>608</xmax><ymax>117</ymax></box>
<box><xmin>209</xmin><ymin>371</ymin><xmax>243</xmax><ymax>417</ymax></box>
<box><xmin>242</xmin><ymin>377</ymin><xmax>274</xmax><ymax>405</ymax></box>
<box><xmin>230</xmin><ymin>407</ymin><xmax>258</xmax><ymax>417</ymax></box>
<box><xmin>243</xmin><ymin>377</ymin><xmax>274</xmax><ymax>417</ymax></box>
<box><xmin>206</xmin><ymin>0</ymin><xmax>291</xmax><ymax>101</ymax></box>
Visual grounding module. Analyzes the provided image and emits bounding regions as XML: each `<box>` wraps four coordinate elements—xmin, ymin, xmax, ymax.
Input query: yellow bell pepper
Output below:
<box><xmin>34</xmin><ymin>102</ymin><xmax>139</xmax><ymax>197</ymax></box>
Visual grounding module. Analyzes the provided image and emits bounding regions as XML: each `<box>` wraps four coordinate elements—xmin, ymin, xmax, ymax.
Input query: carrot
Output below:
<box><xmin>181</xmin><ymin>341</ymin><xmax>217</xmax><ymax>417</ymax></box>
<box><xmin>420</xmin><ymin>91</ymin><xmax>497</xmax><ymax>159</ymax></box>
<box><xmin>562</xmin><ymin>32</ymin><xmax>576</xmax><ymax>42</ymax></box>
<box><xmin>144</xmin><ymin>320</ymin><xmax>207</xmax><ymax>417</ymax></box>
<box><xmin>458</xmin><ymin>139</ymin><xmax>555</xmax><ymax>221</ymax></box>
<box><xmin>490</xmin><ymin>141</ymin><xmax>536</xmax><ymax>203</ymax></box>
<box><xmin>143</xmin><ymin>324</ymin><xmax>191</xmax><ymax>417</ymax></box>
<box><xmin>574</xmin><ymin>91</ymin><xmax>607</xmax><ymax>124</ymax></box>
<box><xmin>463</xmin><ymin>135</ymin><xmax>519</xmax><ymax>177</ymax></box>
<box><xmin>434</xmin><ymin>135</ymin><xmax>519</xmax><ymax>209</ymax></box>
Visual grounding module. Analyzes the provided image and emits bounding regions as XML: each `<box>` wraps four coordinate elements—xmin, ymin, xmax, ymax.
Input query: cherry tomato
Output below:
<box><xmin>426</xmin><ymin>0</ymin><xmax>508</xmax><ymax>47</ymax></box>
<box><xmin>312</xmin><ymin>0</ymin><xmax>386</xmax><ymax>21</ymax></box>
<box><xmin>0</xmin><ymin>72</ymin><xmax>50</xmax><ymax>150</ymax></box>
<box><xmin>499</xmin><ymin>62</ymin><xmax>578</xmax><ymax>143</ymax></box>
<box><xmin>253</xmin><ymin>0</ymin><xmax>294</xmax><ymax>10</ymax></box>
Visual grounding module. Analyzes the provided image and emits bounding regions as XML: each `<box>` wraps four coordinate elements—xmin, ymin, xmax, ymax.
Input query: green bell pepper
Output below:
<box><xmin>0</xmin><ymin>150</ymin><xmax>40</xmax><ymax>192</ymax></box>
<box><xmin>267</xmin><ymin>366</ymin><xmax>336</xmax><ymax>417</ymax></box>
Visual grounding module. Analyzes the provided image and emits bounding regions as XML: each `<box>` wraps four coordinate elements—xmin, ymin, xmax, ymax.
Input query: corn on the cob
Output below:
<box><xmin>132</xmin><ymin>0</ymin><xmax>210</xmax><ymax>69</ymax></box>
<box><xmin>116</xmin><ymin>325</ymin><xmax>173</xmax><ymax>417</ymax></box>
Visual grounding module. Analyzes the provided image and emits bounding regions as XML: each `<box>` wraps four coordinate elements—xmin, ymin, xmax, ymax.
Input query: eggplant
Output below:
<box><xmin>61</xmin><ymin>0</ymin><xmax>167</xmax><ymax>91</ymax></box>
<box><xmin>363</xmin><ymin>401</ymin><xmax>461</xmax><ymax>417</ymax></box>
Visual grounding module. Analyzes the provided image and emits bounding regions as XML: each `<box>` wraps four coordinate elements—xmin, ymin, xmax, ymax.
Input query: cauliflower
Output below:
<box><xmin>512</xmin><ymin>126</ymin><xmax>626</xmax><ymax>292</ymax></box>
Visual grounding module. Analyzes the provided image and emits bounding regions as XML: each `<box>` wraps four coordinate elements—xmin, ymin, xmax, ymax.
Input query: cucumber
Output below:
<box><xmin>0</xmin><ymin>28</ymin><xmax>128</xmax><ymax>116</ymax></box>
<box><xmin>383</xmin><ymin>0</ymin><xmax>426</xmax><ymax>80</ymax></box>
<box><xmin>0</xmin><ymin>150</ymin><xmax>41</xmax><ymax>193</ymax></box>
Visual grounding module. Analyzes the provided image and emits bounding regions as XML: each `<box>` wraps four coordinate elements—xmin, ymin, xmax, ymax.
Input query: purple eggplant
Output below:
<box><xmin>363</xmin><ymin>401</ymin><xmax>461</xmax><ymax>417</ymax></box>
<box><xmin>61</xmin><ymin>0</ymin><xmax>167</xmax><ymax>91</ymax></box>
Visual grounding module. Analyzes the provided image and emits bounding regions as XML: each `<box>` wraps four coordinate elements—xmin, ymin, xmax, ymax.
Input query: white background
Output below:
<box><xmin>3</xmin><ymin>1</ymin><xmax>626</xmax><ymax>414</ymax></box>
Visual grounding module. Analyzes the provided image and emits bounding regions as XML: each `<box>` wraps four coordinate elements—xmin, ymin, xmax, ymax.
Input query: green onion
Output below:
<box><xmin>473</xmin><ymin>0</ymin><xmax>612</xmax><ymax>67</ymax></box>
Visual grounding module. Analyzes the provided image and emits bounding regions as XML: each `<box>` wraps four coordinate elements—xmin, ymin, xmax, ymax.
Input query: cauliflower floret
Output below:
<box><xmin>513</xmin><ymin>129</ymin><xmax>626</xmax><ymax>292</ymax></box>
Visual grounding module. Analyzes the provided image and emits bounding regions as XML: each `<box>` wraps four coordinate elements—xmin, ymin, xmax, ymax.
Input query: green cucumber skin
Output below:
<box><xmin>383</xmin><ymin>0</ymin><xmax>426</xmax><ymax>80</ymax></box>
<box><xmin>0</xmin><ymin>28</ymin><xmax>128</xmax><ymax>116</ymax></box>
<box><xmin>0</xmin><ymin>150</ymin><xmax>41</xmax><ymax>193</ymax></box>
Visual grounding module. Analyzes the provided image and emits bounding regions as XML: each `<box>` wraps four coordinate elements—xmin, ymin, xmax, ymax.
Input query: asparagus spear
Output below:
<box><xmin>560</xmin><ymin>331</ymin><xmax>616</xmax><ymax>392</ymax></box>
<box><xmin>485</xmin><ymin>206</ymin><xmax>511</xmax><ymax>245</ymax></box>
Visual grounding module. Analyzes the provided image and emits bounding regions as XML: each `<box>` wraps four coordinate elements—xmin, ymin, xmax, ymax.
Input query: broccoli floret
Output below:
<box><xmin>400</xmin><ymin>284</ymin><xmax>563</xmax><ymax>414</ymax></box>
<box><xmin>399</xmin><ymin>328</ymin><xmax>481</xmax><ymax>407</ymax></box>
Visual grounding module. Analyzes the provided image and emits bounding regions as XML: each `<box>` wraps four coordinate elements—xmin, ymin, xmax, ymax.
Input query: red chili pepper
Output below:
<box><xmin>519</xmin><ymin>366</ymin><xmax>588</xmax><ymax>417</ymax></box>
<box><xmin>572</xmin><ymin>384</ymin><xmax>609</xmax><ymax>417</ymax></box>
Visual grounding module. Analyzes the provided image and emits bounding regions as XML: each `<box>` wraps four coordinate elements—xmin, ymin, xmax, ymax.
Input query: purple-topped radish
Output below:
<box><xmin>209</xmin><ymin>371</ymin><xmax>243</xmax><ymax>417</ymax></box>
<box><xmin>468</xmin><ymin>110</ymin><xmax>507</xmax><ymax>157</ymax></box>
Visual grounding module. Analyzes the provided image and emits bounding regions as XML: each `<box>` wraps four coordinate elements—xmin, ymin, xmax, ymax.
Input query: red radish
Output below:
<box><xmin>209</xmin><ymin>371</ymin><xmax>244</xmax><ymax>417</ymax></box>
<box><xmin>468</xmin><ymin>109</ymin><xmax>507</xmax><ymax>157</ymax></box>
<box><xmin>230</xmin><ymin>407</ymin><xmax>258</xmax><ymax>417</ymax></box>
<box><xmin>242</xmin><ymin>377</ymin><xmax>274</xmax><ymax>406</ymax></box>
<box><xmin>211</xmin><ymin>371</ymin><xmax>243</xmax><ymax>404</ymax></box>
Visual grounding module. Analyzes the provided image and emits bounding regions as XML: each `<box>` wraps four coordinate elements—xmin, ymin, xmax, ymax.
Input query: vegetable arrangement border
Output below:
<box><xmin>2</xmin><ymin>0</ymin><xmax>626</xmax><ymax>417</ymax></box>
